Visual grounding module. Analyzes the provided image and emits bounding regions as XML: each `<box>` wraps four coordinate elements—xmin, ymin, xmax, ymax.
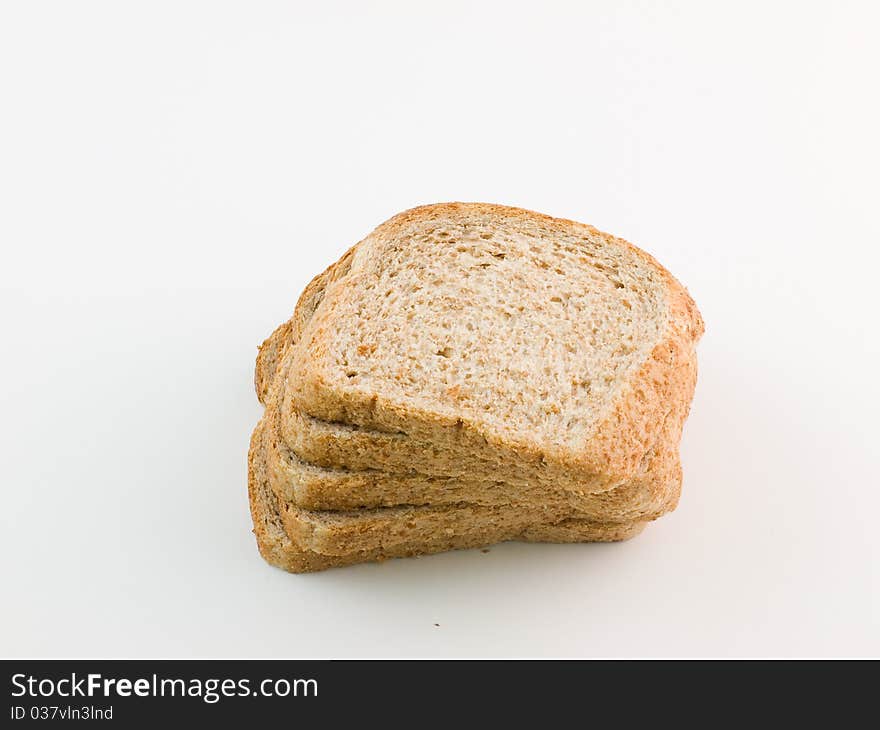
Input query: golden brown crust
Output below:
<box><xmin>254</xmin><ymin>244</ymin><xmax>359</xmax><ymax>405</ymax></box>
<box><xmin>254</xmin><ymin>320</ymin><xmax>292</xmax><ymax>406</ymax></box>
<box><xmin>584</xmin><ymin>277</ymin><xmax>701</xmax><ymax>478</ymax></box>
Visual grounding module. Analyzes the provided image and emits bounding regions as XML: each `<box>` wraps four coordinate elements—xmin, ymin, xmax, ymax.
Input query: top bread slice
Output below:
<box><xmin>280</xmin><ymin>202</ymin><xmax>703</xmax><ymax>492</ymax></box>
<box><xmin>257</xmin><ymin>245</ymin><xmax>693</xmax><ymax>516</ymax></box>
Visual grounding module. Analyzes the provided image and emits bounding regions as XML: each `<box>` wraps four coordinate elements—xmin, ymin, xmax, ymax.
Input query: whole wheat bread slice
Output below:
<box><xmin>280</xmin><ymin>203</ymin><xmax>702</xmax><ymax>494</ymax></box>
<box><xmin>256</xmin><ymin>242</ymin><xmax>694</xmax><ymax>514</ymax></box>
<box><xmin>256</xmin><ymin>260</ymin><xmax>688</xmax><ymax>518</ymax></box>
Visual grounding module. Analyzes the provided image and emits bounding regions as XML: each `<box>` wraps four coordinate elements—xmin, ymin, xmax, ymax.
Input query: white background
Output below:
<box><xmin>1</xmin><ymin>1</ymin><xmax>878</xmax><ymax>658</ymax></box>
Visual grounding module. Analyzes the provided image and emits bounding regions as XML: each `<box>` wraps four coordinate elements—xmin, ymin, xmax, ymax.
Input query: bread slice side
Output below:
<box><xmin>284</xmin><ymin>203</ymin><xmax>703</xmax><ymax>489</ymax></box>
<box><xmin>269</xmin><ymin>371</ymin><xmax>685</xmax><ymax>520</ymax></box>
<box><xmin>255</xmin><ymin>245</ymin><xmax>359</xmax><ymax>405</ymax></box>
<box><xmin>248</xmin><ymin>417</ymin><xmax>647</xmax><ymax>574</ymax></box>
<box><xmin>262</xmin><ymin>354</ymin><xmax>651</xmax><ymax>555</ymax></box>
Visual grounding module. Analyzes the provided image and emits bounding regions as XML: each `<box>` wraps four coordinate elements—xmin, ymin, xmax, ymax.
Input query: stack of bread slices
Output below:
<box><xmin>248</xmin><ymin>203</ymin><xmax>704</xmax><ymax>572</ymax></box>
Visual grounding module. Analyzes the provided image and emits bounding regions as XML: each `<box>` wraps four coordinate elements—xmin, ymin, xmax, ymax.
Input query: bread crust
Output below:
<box><xmin>254</xmin><ymin>244</ymin><xmax>358</xmax><ymax>404</ymax></box>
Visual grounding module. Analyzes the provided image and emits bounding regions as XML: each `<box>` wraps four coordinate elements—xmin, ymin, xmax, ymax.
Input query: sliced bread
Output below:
<box><xmin>256</xmin><ymin>238</ymin><xmax>696</xmax><ymax>508</ymax></box>
<box><xmin>281</xmin><ymin>203</ymin><xmax>702</xmax><ymax>493</ymax></box>
<box><xmin>258</xmin><ymin>262</ymin><xmax>690</xmax><ymax>518</ymax></box>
